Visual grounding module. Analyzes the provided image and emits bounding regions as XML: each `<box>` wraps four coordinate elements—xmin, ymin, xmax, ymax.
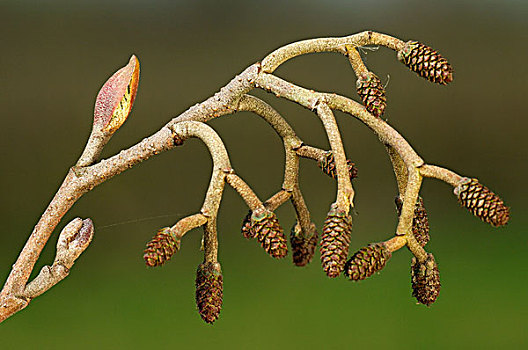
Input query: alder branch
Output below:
<box><xmin>315</xmin><ymin>103</ymin><xmax>355</xmax><ymax>211</ymax></box>
<box><xmin>225</xmin><ymin>173</ymin><xmax>264</xmax><ymax>211</ymax></box>
<box><xmin>255</xmin><ymin>73</ymin><xmax>424</xmax><ymax>167</ymax></box>
<box><xmin>419</xmin><ymin>164</ymin><xmax>464</xmax><ymax>186</ymax></box>
<box><xmin>1</xmin><ymin>31</ymin><xmax>510</xmax><ymax>324</ymax></box>
<box><xmin>386</xmin><ymin>145</ymin><xmax>408</xmax><ymax>195</ymax></box>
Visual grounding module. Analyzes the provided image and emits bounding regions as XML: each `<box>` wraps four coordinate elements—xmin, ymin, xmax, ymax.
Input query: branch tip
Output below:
<box><xmin>55</xmin><ymin>217</ymin><xmax>94</xmax><ymax>268</ymax></box>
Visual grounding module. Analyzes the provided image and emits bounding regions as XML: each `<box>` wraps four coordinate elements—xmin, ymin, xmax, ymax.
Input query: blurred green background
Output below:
<box><xmin>1</xmin><ymin>0</ymin><xmax>527</xmax><ymax>348</ymax></box>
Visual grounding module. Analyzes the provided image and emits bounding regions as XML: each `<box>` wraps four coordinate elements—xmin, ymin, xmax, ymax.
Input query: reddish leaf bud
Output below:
<box><xmin>71</xmin><ymin>218</ymin><xmax>95</xmax><ymax>249</ymax></box>
<box><xmin>94</xmin><ymin>55</ymin><xmax>140</xmax><ymax>134</ymax></box>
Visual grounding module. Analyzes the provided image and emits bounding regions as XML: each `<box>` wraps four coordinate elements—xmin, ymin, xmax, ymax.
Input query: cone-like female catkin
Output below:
<box><xmin>397</xmin><ymin>41</ymin><xmax>453</xmax><ymax>85</ymax></box>
<box><xmin>240</xmin><ymin>211</ymin><xmax>255</xmax><ymax>239</ymax></box>
<box><xmin>395</xmin><ymin>196</ymin><xmax>430</xmax><ymax>247</ymax></box>
<box><xmin>195</xmin><ymin>262</ymin><xmax>223</xmax><ymax>324</ymax></box>
<box><xmin>143</xmin><ymin>227</ymin><xmax>180</xmax><ymax>267</ymax></box>
<box><xmin>454</xmin><ymin>178</ymin><xmax>510</xmax><ymax>227</ymax></box>
<box><xmin>320</xmin><ymin>206</ymin><xmax>353</xmax><ymax>278</ymax></box>
<box><xmin>243</xmin><ymin>209</ymin><xmax>288</xmax><ymax>258</ymax></box>
<box><xmin>356</xmin><ymin>72</ymin><xmax>387</xmax><ymax>118</ymax></box>
<box><xmin>318</xmin><ymin>151</ymin><xmax>358</xmax><ymax>180</ymax></box>
<box><xmin>290</xmin><ymin>222</ymin><xmax>318</xmax><ymax>267</ymax></box>
<box><xmin>344</xmin><ymin>243</ymin><xmax>392</xmax><ymax>281</ymax></box>
<box><xmin>411</xmin><ymin>253</ymin><xmax>441</xmax><ymax>306</ymax></box>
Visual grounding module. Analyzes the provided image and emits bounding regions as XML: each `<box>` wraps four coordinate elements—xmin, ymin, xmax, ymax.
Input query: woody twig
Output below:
<box><xmin>1</xmin><ymin>31</ymin><xmax>509</xmax><ymax>324</ymax></box>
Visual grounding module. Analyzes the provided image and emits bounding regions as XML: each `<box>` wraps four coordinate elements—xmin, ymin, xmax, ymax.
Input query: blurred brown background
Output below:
<box><xmin>1</xmin><ymin>1</ymin><xmax>527</xmax><ymax>348</ymax></box>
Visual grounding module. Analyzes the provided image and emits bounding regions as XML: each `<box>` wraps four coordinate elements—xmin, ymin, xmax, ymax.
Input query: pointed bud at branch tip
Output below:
<box><xmin>143</xmin><ymin>227</ymin><xmax>180</xmax><ymax>267</ymax></box>
<box><xmin>397</xmin><ymin>41</ymin><xmax>453</xmax><ymax>85</ymax></box>
<box><xmin>57</xmin><ymin>217</ymin><xmax>94</xmax><ymax>250</ymax></box>
<box><xmin>94</xmin><ymin>55</ymin><xmax>140</xmax><ymax>134</ymax></box>
<box><xmin>454</xmin><ymin>178</ymin><xmax>510</xmax><ymax>227</ymax></box>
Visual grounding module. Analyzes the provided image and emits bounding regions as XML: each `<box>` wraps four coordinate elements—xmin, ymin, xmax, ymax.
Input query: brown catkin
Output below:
<box><xmin>344</xmin><ymin>243</ymin><xmax>392</xmax><ymax>281</ymax></box>
<box><xmin>397</xmin><ymin>41</ymin><xmax>453</xmax><ymax>85</ymax></box>
<box><xmin>143</xmin><ymin>227</ymin><xmax>180</xmax><ymax>267</ymax></box>
<box><xmin>454</xmin><ymin>178</ymin><xmax>510</xmax><ymax>227</ymax></box>
<box><xmin>411</xmin><ymin>253</ymin><xmax>441</xmax><ymax>306</ymax></box>
<box><xmin>356</xmin><ymin>72</ymin><xmax>387</xmax><ymax>118</ymax></box>
<box><xmin>318</xmin><ymin>151</ymin><xmax>358</xmax><ymax>180</ymax></box>
<box><xmin>243</xmin><ymin>209</ymin><xmax>288</xmax><ymax>258</ymax></box>
<box><xmin>240</xmin><ymin>211</ymin><xmax>255</xmax><ymax>239</ymax></box>
<box><xmin>290</xmin><ymin>222</ymin><xmax>318</xmax><ymax>267</ymax></box>
<box><xmin>395</xmin><ymin>196</ymin><xmax>430</xmax><ymax>247</ymax></box>
<box><xmin>320</xmin><ymin>206</ymin><xmax>353</xmax><ymax>278</ymax></box>
<box><xmin>195</xmin><ymin>262</ymin><xmax>223</xmax><ymax>324</ymax></box>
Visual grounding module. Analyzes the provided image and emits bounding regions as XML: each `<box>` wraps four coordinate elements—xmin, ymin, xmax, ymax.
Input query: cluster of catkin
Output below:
<box><xmin>143</xmin><ymin>40</ymin><xmax>509</xmax><ymax>324</ymax></box>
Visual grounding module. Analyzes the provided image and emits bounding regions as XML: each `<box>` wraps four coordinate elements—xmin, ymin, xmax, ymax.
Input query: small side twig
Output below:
<box><xmin>22</xmin><ymin>218</ymin><xmax>94</xmax><ymax>299</ymax></box>
<box><xmin>315</xmin><ymin>103</ymin><xmax>355</xmax><ymax>211</ymax></box>
<box><xmin>225</xmin><ymin>173</ymin><xmax>264</xmax><ymax>211</ymax></box>
<box><xmin>386</xmin><ymin>145</ymin><xmax>408</xmax><ymax>195</ymax></box>
<box><xmin>419</xmin><ymin>164</ymin><xmax>463</xmax><ymax>187</ymax></box>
